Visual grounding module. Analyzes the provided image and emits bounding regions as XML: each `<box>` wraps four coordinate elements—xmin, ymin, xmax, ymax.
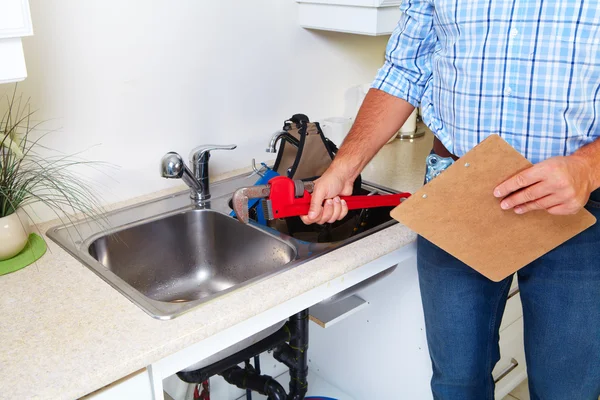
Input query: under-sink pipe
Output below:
<box><xmin>177</xmin><ymin>327</ymin><xmax>290</xmax><ymax>384</ymax></box>
<box><xmin>177</xmin><ymin>309</ymin><xmax>310</xmax><ymax>400</ymax></box>
<box><xmin>219</xmin><ymin>365</ymin><xmax>287</xmax><ymax>400</ymax></box>
<box><xmin>274</xmin><ymin>309</ymin><xmax>309</xmax><ymax>400</ymax></box>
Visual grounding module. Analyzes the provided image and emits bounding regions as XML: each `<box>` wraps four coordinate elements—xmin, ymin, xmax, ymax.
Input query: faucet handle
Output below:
<box><xmin>190</xmin><ymin>144</ymin><xmax>237</xmax><ymax>165</ymax></box>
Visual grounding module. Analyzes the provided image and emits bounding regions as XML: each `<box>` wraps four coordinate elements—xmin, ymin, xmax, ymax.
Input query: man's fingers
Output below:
<box><xmin>318</xmin><ymin>199</ymin><xmax>335</xmax><ymax>225</ymax></box>
<box><xmin>512</xmin><ymin>195</ymin><xmax>561</xmax><ymax>214</ymax></box>
<box><xmin>546</xmin><ymin>204</ymin><xmax>580</xmax><ymax>215</ymax></box>
<box><xmin>499</xmin><ymin>183</ymin><xmax>552</xmax><ymax>210</ymax></box>
<box><xmin>300</xmin><ymin>215</ymin><xmax>313</xmax><ymax>225</ymax></box>
<box><xmin>326</xmin><ymin>197</ymin><xmax>342</xmax><ymax>223</ymax></box>
<box><xmin>494</xmin><ymin>165</ymin><xmax>546</xmax><ymax>198</ymax></box>
<box><xmin>306</xmin><ymin>185</ymin><xmax>327</xmax><ymax>221</ymax></box>
<box><xmin>339</xmin><ymin>199</ymin><xmax>349</xmax><ymax>220</ymax></box>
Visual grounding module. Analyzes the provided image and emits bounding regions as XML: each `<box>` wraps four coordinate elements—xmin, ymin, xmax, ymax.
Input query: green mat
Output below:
<box><xmin>0</xmin><ymin>234</ymin><xmax>47</xmax><ymax>276</ymax></box>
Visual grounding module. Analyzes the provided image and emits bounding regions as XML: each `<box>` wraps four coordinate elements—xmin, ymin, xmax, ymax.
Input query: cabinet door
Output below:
<box><xmin>81</xmin><ymin>369</ymin><xmax>154</xmax><ymax>400</ymax></box>
<box><xmin>0</xmin><ymin>37</ymin><xmax>27</xmax><ymax>84</ymax></box>
<box><xmin>0</xmin><ymin>0</ymin><xmax>33</xmax><ymax>39</ymax></box>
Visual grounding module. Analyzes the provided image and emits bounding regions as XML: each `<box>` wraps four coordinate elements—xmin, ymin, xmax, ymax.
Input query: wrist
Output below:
<box><xmin>329</xmin><ymin>157</ymin><xmax>361</xmax><ymax>184</ymax></box>
<box><xmin>570</xmin><ymin>153</ymin><xmax>600</xmax><ymax>191</ymax></box>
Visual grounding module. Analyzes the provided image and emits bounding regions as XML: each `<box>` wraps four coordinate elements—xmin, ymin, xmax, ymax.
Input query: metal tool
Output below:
<box><xmin>229</xmin><ymin>160</ymin><xmax>280</xmax><ymax>225</ymax></box>
<box><xmin>232</xmin><ymin>176</ymin><xmax>411</xmax><ymax>223</ymax></box>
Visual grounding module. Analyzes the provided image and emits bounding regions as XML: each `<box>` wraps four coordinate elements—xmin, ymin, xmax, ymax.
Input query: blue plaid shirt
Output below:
<box><xmin>372</xmin><ymin>0</ymin><xmax>600</xmax><ymax>163</ymax></box>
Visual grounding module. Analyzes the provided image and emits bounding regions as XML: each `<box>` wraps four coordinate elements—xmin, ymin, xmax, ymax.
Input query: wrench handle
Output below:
<box><xmin>339</xmin><ymin>193</ymin><xmax>411</xmax><ymax>209</ymax></box>
<box><xmin>268</xmin><ymin>192</ymin><xmax>411</xmax><ymax>219</ymax></box>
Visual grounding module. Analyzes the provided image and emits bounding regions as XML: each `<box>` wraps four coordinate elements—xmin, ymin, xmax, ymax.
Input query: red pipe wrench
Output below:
<box><xmin>232</xmin><ymin>176</ymin><xmax>411</xmax><ymax>223</ymax></box>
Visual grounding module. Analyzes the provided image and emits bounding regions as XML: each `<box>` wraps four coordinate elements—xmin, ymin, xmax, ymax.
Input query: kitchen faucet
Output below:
<box><xmin>265</xmin><ymin>130</ymin><xmax>300</xmax><ymax>153</ymax></box>
<box><xmin>161</xmin><ymin>144</ymin><xmax>236</xmax><ymax>206</ymax></box>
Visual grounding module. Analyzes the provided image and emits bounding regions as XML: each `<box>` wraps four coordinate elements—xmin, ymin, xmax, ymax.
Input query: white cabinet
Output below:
<box><xmin>308</xmin><ymin>255</ymin><xmax>434</xmax><ymax>399</ymax></box>
<box><xmin>295</xmin><ymin>0</ymin><xmax>402</xmax><ymax>36</ymax></box>
<box><xmin>0</xmin><ymin>0</ymin><xmax>33</xmax><ymax>84</ymax></box>
<box><xmin>308</xmin><ymin>265</ymin><xmax>526</xmax><ymax>399</ymax></box>
<box><xmin>0</xmin><ymin>0</ymin><xmax>33</xmax><ymax>39</ymax></box>
<box><xmin>81</xmin><ymin>369</ymin><xmax>154</xmax><ymax>400</ymax></box>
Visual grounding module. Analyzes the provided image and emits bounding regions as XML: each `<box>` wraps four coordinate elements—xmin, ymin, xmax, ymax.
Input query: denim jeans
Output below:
<box><xmin>417</xmin><ymin>189</ymin><xmax>600</xmax><ymax>400</ymax></box>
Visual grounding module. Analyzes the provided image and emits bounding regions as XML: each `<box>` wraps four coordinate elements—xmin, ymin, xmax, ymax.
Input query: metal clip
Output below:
<box><xmin>425</xmin><ymin>154</ymin><xmax>455</xmax><ymax>183</ymax></box>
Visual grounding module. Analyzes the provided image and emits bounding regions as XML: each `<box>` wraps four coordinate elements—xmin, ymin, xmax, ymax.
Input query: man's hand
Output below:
<box><xmin>298</xmin><ymin>89</ymin><xmax>416</xmax><ymax>225</ymax></box>
<box><xmin>300</xmin><ymin>169</ymin><xmax>354</xmax><ymax>225</ymax></box>
<box><xmin>493</xmin><ymin>155</ymin><xmax>595</xmax><ymax>215</ymax></box>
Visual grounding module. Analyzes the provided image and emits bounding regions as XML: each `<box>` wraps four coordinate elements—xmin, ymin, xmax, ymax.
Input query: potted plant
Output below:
<box><xmin>0</xmin><ymin>87</ymin><xmax>104</xmax><ymax>266</ymax></box>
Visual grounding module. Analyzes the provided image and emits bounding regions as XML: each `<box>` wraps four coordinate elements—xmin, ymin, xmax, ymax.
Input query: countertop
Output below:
<box><xmin>0</xmin><ymin>126</ymin><xmax>433</xmax><ymax>400</ymax></box>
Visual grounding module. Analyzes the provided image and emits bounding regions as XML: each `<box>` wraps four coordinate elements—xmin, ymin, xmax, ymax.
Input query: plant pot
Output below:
<box><xmin>0</xmin><ymin>209</ymin><xmax>31</xmax><ymax>261</ymax></box>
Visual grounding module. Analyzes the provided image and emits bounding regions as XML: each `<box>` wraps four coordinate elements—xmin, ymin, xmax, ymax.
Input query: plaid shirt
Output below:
<box><xmin>372</xmin><ymin>0</ymin><xmax>600</xmax><ymax>163</ymax></box>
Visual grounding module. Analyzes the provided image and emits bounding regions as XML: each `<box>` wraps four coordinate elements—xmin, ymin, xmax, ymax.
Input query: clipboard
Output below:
<box><xmin>391</xmin><ymin>134</ymin><xmax>597</xmax><ymax>281</ymax></box>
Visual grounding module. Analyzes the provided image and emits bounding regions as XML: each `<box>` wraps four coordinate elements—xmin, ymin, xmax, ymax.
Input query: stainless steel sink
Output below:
<box><xmin>47</xmin><ymin>172</ymin><xmax>399</xmax><ymax>319</ymax></box>
<box><xmin>88</xmin><ymin>209</ymin><xmax>295</xmax><ymax>303</ymax></box>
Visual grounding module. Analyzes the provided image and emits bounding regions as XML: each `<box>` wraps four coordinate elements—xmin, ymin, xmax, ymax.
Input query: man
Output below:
<box><xmin>301</xmin><ymin>1</ymin><xmax>600</xmax><ymax>399</ymax></box>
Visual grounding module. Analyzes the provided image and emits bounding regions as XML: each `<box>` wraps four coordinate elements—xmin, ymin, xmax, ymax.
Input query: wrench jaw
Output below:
<box><xmin>232</xmin><ymin>185</ymin><xmax>271</xmax><ymax>223</ymax></box>
<box><xmin>302</xmin><ymin>180</ymin><xmax>315</xmax><ymax>194</ymax></box>
<box><xmin>232</xmin><ymin>178</ymin><xmax>313</xmax><ymax>223</ymax></box>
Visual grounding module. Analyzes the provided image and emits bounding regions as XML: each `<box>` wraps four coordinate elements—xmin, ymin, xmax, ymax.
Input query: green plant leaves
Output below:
<box><xmin>0</xmin><ymin>84</ymin><xmax>107</xmax><ymax>224</ymax></box>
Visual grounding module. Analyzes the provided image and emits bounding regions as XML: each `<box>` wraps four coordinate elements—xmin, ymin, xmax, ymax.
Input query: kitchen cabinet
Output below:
<box><xmin>0</xmin><ymin>0</ymin><xmax>33</xmax><ymax>38</ymax></box>
<box><xmin>295</xmin><ymin>0</ymin><xmax>402</xmax><ymax>36</ymax></box>
<box><xmin>81</xmin><ymin>369</ymin><xmax>153</xmax><ymax>400</ymax></box>
<box><xmin>309</xmin><ymin>268</ymin><xmax>526</xmax><ymax>399</ymax></box>
<box><xmin>0</xmin><ymin>0</ymin><xmax>33</xmax><ymax>84</ymax></box>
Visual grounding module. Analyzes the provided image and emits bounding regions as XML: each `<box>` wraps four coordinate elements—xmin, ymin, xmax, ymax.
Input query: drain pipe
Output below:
<box><xmin>177</xmin><ymin>309</ymin><xmax>310</xmax><ymax>399</ymax></box>
<box><xmin>274</xmin><ymin>309</ymin><xmax>309</xmax><ymax>400</ymax></box>
<box><xmin>219</xmin><ymin>365</ymin><xmax>287</xmax><ymax>400</ymax></box>
<box><xmin>177</xmin><ymin>327</ymin><xmax>290</xmax><ymax>384</ymax></box>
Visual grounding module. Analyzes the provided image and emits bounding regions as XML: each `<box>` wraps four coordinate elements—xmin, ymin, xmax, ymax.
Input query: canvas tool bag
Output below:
<box><xmin>269</xmin><ymin>114</ymin><xmax>391</xmax><ymax>243</ymax></box>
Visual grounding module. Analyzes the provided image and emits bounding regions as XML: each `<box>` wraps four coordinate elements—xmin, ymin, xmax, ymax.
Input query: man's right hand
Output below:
<box><xmin>300</xmin><ymin>169</ymin><xmax>354</xmax><ymax>225</ymax></box>
<box><xmin>298</xmin><ymin>89</ymin><xmax>416</xmax><ymax>225</ymax></box>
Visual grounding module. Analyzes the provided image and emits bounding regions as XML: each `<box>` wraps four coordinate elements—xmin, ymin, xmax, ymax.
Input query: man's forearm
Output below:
<box><xmin>329</xmin><ymin>88</ymin><xmax>415</xmax><ymax>181</ymax></box>
<box><xmin>572</xmin><ymin>138</ymin><xmax>600</xmax><ymax>190</ymax></box>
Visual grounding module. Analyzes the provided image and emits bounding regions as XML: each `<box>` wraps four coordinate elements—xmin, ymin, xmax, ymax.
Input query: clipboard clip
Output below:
<box><xmin>425</xmin><ymin>154</ymin><xmax>455</xmax><ymax>183</ymax></box>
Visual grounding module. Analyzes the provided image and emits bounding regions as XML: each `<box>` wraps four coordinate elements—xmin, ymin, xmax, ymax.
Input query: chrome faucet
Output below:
<box><xmin>161</xmin><ymin>144</ymin><xmax>237</xmax><ymax>205</ymax></box>
<box><xmin>265</xmin><ymin>130</ymin><xmax>300</xmax><ymax>153</ymax></box>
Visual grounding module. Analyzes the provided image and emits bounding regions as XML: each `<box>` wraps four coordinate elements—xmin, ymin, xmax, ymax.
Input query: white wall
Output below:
<box><xmin>6</xmin><ymin>0</ymin><xmax>389</xmax><ymax>220</ymax></box>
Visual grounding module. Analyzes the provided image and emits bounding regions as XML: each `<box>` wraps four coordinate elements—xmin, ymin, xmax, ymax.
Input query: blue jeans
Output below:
<box><xmin>417</xmin><ymin>189</ymin><xmax>600</xmax><ymax>400</ymax></box>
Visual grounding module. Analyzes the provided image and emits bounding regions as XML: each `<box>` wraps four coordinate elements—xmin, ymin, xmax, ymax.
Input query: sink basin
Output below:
<box><xmin>47</xmin><ymin>173</ymin><xmax>400</xmax><ymax>319</ymax></box>
<box><xmin>88</xmin><ymin>209</ymin><xmax>295</xmax><ymax>303</ymax></box>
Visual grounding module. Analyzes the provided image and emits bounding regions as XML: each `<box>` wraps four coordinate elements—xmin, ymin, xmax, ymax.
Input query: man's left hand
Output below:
<box><xmin>493</xmin><ymin>155</ymin><xmax>594</xmax><ymax>215</ymax></box>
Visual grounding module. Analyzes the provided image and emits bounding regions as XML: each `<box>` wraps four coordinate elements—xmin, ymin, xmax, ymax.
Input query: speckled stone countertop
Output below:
<box><xmin>0</xmin><ymin>126</ymin><xmax>433</xmax><ymax>400</ymax></box>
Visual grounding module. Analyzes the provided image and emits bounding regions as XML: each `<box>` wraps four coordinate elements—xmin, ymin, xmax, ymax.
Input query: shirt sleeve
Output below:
<box><xmin>372</xmin><ymin>0</ymin><xmax>438</xmax><ymax>107</ymax></box>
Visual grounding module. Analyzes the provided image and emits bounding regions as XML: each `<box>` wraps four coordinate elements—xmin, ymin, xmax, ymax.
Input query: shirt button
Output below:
<box><xmin>504</xmin><ymin>87</ymin><xmax>513</xmax><ymax>96</ymax></box>
<box><xmin>510</xmin><ymin>29</ymin><xmax>519</xmax><ymax>38</ymax></box>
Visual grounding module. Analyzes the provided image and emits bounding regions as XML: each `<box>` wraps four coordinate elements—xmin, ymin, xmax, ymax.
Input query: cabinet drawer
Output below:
<box><xmin>500</xmin><ymin>281</ymin><xmax>521</xmax><ymax>332</ymax></box>
<box><xmin>494</xmin><ymin>317</ymin><xmax>527</xmax><ymax>399</ymax></box>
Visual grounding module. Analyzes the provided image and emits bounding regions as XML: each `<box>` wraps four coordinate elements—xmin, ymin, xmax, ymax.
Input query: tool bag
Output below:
<box><xmin>268</xmin><ymin>114</ymin><xmax>391</xmax><ymax>243</ymax></box>
<box><xmin>272</xmin><ymin>114</ymin><xmax>337</xmax><ymax>180</ymax></box>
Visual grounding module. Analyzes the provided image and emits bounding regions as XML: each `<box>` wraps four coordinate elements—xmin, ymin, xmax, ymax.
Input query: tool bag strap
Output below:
<box><xmin>273</xmin><ymin>114</ymin><xmax>336</xmax><ymax>180</ymax></box>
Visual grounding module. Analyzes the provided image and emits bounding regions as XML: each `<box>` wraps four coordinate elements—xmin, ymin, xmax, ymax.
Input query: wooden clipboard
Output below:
<box><xmin>391</xmin><ymin>134</ymin><xmax>596</xmax><ymax>282</ymax></box>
